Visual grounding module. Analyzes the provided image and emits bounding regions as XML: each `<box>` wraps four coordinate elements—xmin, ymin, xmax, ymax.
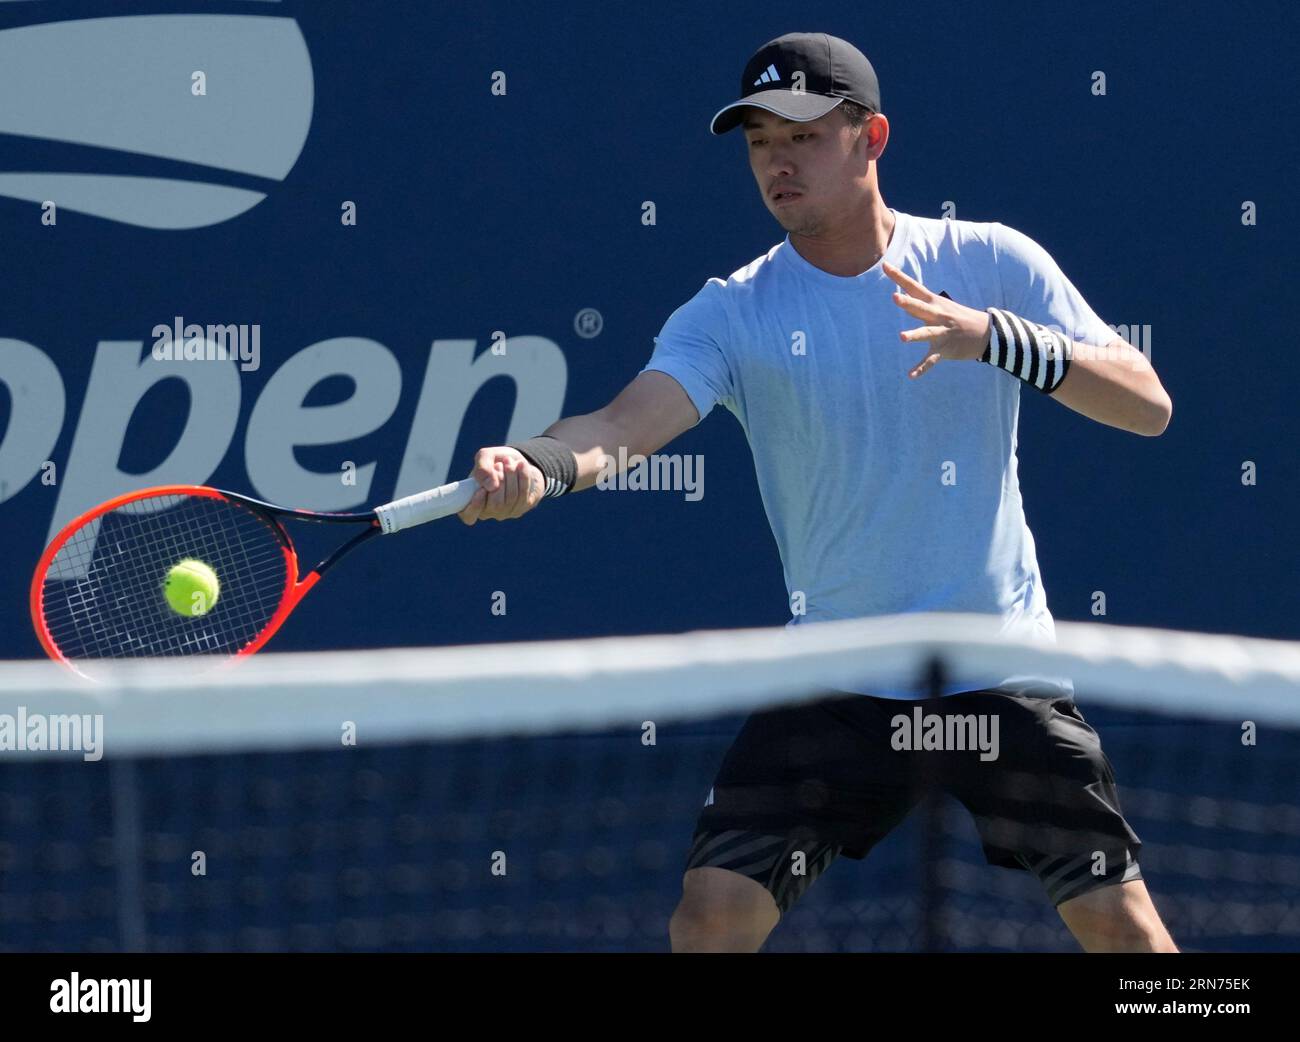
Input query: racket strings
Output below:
<box><xmin>39</xmin><ymin>494</ymin><xmax>293</xmax><ymax>662</ymax></box>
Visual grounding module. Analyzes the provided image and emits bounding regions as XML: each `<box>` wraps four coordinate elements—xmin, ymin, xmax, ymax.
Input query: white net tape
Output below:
<box><xmin>5</xmin><ymin>613</ymin><xmax>1299</xmax><ymax>756</ymax></box>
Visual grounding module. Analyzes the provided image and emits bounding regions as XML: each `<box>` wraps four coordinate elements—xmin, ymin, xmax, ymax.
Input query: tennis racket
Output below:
<box><xmin>30</xmin><ymin>479</ymin><xmax>477</xmax><ymax>676</ymax></box>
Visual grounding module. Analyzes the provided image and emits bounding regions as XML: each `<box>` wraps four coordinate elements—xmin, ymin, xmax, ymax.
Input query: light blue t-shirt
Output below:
<box><xmin>642</xmin><ymin>209</ymin><xmax>1117</xmax><ymax>698</ymax></box>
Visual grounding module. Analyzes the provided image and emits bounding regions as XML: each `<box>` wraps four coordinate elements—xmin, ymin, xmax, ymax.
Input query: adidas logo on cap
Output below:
<box><xmin>752</xmin><ymin>63</ymin><xmax>780</xmax><ymax>86</ymax></box>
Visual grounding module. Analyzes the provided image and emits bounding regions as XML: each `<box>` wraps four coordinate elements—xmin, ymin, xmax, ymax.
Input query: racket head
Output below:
<box><xmin>31</xmin><ymin>485</ymin><xmax>310</xmax><ymax>676</ymax></box>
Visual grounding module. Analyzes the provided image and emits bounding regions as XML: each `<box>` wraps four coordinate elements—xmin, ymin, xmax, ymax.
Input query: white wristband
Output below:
<box><xmin>983</xmin><ymin>308</ymin><xmax>1072</xmax><ymax>393</ymax></box>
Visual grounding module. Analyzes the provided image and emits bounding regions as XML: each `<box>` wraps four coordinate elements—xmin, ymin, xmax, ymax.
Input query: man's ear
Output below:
<box><xmin>862</xmin><ymin>114</ymin><xmax>889</xmax><ymax>160</ymax></box>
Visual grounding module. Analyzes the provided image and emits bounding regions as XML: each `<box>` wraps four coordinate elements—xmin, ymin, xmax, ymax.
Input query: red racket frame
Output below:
<box><xmin>31</xmin><ymin>484</ymin><xmax>380</xmax><ymax>671</ymax></box>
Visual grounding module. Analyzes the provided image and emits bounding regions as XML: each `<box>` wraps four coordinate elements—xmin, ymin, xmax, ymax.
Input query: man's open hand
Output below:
<box><xmin>883</xmin><ymin>261</ymin><xmax>992</xmax><ymax>379</ymax></box>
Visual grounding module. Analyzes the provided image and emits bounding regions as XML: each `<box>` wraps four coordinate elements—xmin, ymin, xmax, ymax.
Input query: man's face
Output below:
<box><xmin>742</xmin><ymin>106</ymin><xmax>873</xmax><ymax>235</ymax></box>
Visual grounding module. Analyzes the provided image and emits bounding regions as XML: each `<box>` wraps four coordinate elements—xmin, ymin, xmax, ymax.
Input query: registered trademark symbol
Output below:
<box><xmin>574</xmin><ymin>307</ymin><xmax>603</xmax><ymax>339</ymax></box>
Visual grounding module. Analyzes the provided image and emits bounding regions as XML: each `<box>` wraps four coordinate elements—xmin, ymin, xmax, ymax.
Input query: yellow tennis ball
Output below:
<box><xmin>163</xmin><ymin>559</ymin><xmax>220</xmax><ymax>617</ymax></box>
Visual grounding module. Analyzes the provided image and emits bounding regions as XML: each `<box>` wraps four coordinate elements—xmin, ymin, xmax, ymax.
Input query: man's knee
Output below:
<box><xmin>670</xmin><ymin>867</ymin><xmax>780</xmax><ymax>953</ymax></box>
<box><xmin>1058</xmin><ymin>879</ymin><xmax>1178</xmax><ymax>952</ymax></box>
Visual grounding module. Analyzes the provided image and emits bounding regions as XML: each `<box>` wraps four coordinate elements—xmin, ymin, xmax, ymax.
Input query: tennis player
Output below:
<box><xmin>460</xmin><ymin>32</ymin><xmax>1176</xmax><ymax>953</ymax></box>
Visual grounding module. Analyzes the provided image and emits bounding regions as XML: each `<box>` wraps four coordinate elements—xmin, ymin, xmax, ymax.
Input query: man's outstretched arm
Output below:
<box><xmin>1041</xmin><ymin>338</ymin><xmax>1171</xmax><ymax>436</ymax></box>
<box><xmin>458</xmin><ymin>370</ymin><xmax>700</xmax><ymax>524</ymax></box>
<box><xmin>884</xmin><ymin>261</ymin><xmax>1172</xmax><ymax>437</ymax></box>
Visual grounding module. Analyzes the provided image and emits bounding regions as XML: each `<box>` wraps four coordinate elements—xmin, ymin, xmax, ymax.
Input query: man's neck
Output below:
<box><xmin>789</xmin><ymin>202</ymin><xmax>896</xmax><ymax>278</ymax></box>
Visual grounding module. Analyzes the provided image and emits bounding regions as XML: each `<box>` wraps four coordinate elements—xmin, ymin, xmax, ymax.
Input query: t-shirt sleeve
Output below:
<box><xmin>990</xmin><ymin>222</ymin><xmax>1116</xmax><ymax>348</ymax></box>
<box><xmin>640</xmin><ymin>278</ymin><xmax>734</xmax><ymax>424</ymax></box>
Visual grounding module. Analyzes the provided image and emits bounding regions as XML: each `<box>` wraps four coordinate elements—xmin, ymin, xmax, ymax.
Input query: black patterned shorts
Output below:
<box><xmin>685</xmin><ymin>690</ymin><xmax>1142</xmax><ymax>914</ymax></box>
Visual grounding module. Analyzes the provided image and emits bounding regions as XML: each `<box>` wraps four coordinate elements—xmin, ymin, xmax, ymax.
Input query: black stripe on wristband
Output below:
<box><xmin>506</xmin><ymin>436</ymin><xmax>578</xmax><ymax>498</ymax></box>
<box><xmin>1025</xmin><ymin>319</ymin><xmax>1042</xmax><ymax>389</ymax></box>
<box><xmin>983</xmin><ymin>308</ymin><xmax>1071</xmax><ymax>393</ymax></box>
<box><xmin>1009</xmin><ymin>314</ymin><xmax>1027</xmax><ymax>381</ymax></box>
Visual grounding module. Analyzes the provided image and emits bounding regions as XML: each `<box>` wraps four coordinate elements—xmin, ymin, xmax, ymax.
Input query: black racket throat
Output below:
<box><xmin>219</xmin><ymin>490</ymin><xmax>382</xmax><ymax>579</ymax></box>
<box><xmin>312</xmin><ymin>524</ymin><xmax>381</xmax><ymax>578</ymax></box>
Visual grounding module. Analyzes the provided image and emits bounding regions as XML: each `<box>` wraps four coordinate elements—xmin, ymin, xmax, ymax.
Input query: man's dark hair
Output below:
<box><xmin>839</xmin><ymin>100</ymin><xmax>874</xmax><ymax>130</ymax></box>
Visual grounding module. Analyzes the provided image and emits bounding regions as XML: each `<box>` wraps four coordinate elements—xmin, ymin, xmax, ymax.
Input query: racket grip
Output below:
<box><xmin>374</xmin><ymin>479</ymin><xmax>478</xmax><ymax>534</ymax></box>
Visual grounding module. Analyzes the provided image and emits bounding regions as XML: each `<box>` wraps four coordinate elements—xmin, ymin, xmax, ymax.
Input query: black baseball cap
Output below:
<box><xmin>710</xmin><ymin>32</ymin><xmax>881</xmax><ymax>136</ymax></box>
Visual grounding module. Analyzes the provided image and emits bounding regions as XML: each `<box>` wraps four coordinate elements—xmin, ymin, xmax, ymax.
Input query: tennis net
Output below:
<box><xmin>2</xmin><ymin>613</ymin><xmax>1298</xmax><ymax>952</ymax></box>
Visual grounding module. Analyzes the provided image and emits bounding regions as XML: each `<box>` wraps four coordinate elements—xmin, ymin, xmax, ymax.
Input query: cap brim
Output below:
<box><xmin>709</xmin><ymin>91</ymin><xmax>843</xmax><ymax>135</ymax></box>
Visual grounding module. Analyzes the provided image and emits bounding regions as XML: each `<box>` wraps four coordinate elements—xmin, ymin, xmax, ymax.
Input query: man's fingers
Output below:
<box><xmin>882</xmin><ymin>261</ymin><xmax>932</xmax><ymax>299</ymax></box>
<box><xmin>463</xmin><ymin>448</ymin><xmax>542</xmax><ymax>525</ymax></box>
<box><xmin>458</xmin><ymin>485</ymin><xmax>488</xmax><ymax>526</ymax></box>
<box><xmin>509</xmin><ymin>461</ymin><xmax>536</xmax><ymax>519</ymax></box>
<box><xmin>500</xmin><ymin>462</ymin><xmax>521</xmax><ymax>518</ymax></box>
<box><xmin>890</xmin><ymin>290</ymin><xmax>940</xmax><ymax>322</ymax></box>
<box><xmin>899</xmin><ymin>324</ymin><xmax>949</xmax><ymax>343</ymax></box>
<box><xmin>486</xmin><ymin>467</ymin><xmax>510</xmax><ymax>515</ymax></box>
<box><xmin>909</xmin><ymin>351</ymin><xmax>942</xmax><ymax>378</ymax></box>
<box><xmin>472</xmin><ymin>449</ymin><xmax>504</xmax><ymax>492</ymax></box>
